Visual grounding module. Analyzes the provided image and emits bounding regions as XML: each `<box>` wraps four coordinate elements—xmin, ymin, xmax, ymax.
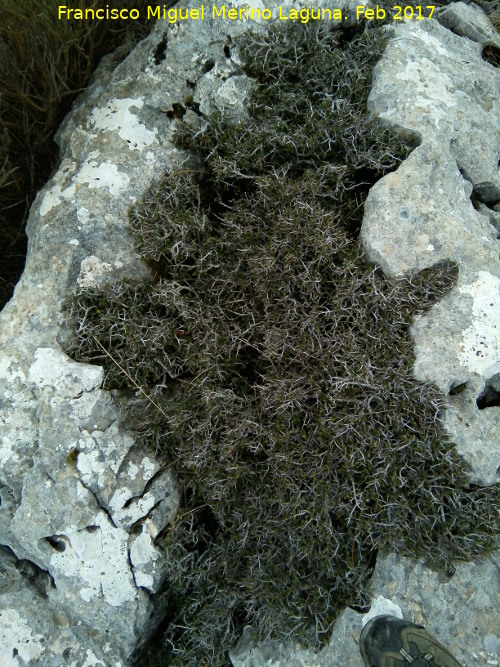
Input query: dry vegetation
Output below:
<box><xmin>65</xmin><ymin>16</ymin><xmax>500</xmax><ymax>667</ymax></box>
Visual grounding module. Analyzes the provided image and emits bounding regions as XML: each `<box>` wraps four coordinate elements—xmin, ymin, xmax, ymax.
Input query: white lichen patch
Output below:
<box><xmin>458</xmin><ymin>271</ymin><xmax>500</xmax><ymax>376</ymax></box>
<box><xmin>127</xmin><ymin>461</ymin><xmax>139</xmax><ymax>480</ymax></box>
<box><xmin>129</xmin><ymin>525</ymin><xmax>162</xmax><ymax>591</ymax></box>
<box><xmin>70</xmin><ymin>393</ymin><xmax>102</xmax><ymax>426</ymax></box>
<box><xmin>28</xmin><ymin>347</ymin><xmax>103</xmax><ymax>395</ymax></box>
<box><xmin>90</xmin><ymin>98</ymin><xmax>157</xmax><ymax>150</ymax></box>
<box><xmin>38</xmin><ymin>158</ymin><xmax>77</xmax><ymax>216</ymax></box>
<box><xmin>141</xmin><ymin>456</ymin><xmax>157</xmax><ymax>479</ymax></box>
<box><xmin>0</xmin><ymin>357</ymin><xmax>26</xmax><ymax>384</ymax></box>
<box><xmin>38</xmin><ymin>154</ymin><xmax>129</xmax><ymax>217</ymax></box>
<box><xmin>215</xmin><ymin>76</ymin><xmax>250</xmax><ymax>110</ymax></box>
<box><xmin>396</xmin><ymin>58</ymin><xmax>456</xmax><ymax>108</ymax></box>
<box><xmin>69</xmin><ymin>652</ymin><xmax>123</xmax><ymax>667</ymax></box>
<box><xmin>77</xmin><ymin>255</ymin><xmax>113</xmax><ymax>288</ymax></box>
<box><xmin>78</xmin><ymin>648</ymin><xmax>106</xmax><ymax>667</ymax></box>
<box><xmin>411</xmin><ymin>24</ymin><xmax>455</xmax><ymax>59</ymax></box>
<box><xmin>76</xmin><ymin>438</ymin><xmax>129</xmax><ymax>496</ymax></box>
<box><xmin>0</xmin><ymin>609</ymin><xmax>45</xmax><ymax>666</ymax></box>
<box><xmin>0</xmin><ymin>430</ymin><xmax>19</xmax><ymax>467</ymax></box>
<box><xmin>39</xmin><ymin>182</ymin><xmax>65</xmax><ymax>217</ymax></box>
<box><xmin>77</xmin><ymin>206</ymin><xmax>90</xmax><ymax>224</ymax></box>
<box><xmin>108</xmin><ymin>487</ymin><xmax>156</xmax><ymax>526</ymax></box>
<box><xmin>107</xmin><ymin>488</ymin><xmax>131</xmax><ymax>514</ymax></box>
<box><xmin>77</xmin><ymin>449</ymin><xmax>105</xmax><ymax>486</ymax></box>
<box><xmin>50</xmin><ymin>512</ymin><xmax>138</xmax><ymax>607</ymax></box>
<box><xmin>74</xmin><ymin>159</ymin><xmax>130</xmax><ymax>195</ymax></box>
<box><xmin>0</xmin><ymin>392</ymin><xmax>35</xmax><ymax>467</ymax></box>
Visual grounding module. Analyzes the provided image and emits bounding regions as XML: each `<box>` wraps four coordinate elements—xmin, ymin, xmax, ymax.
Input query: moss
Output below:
<box><xmin>66</xmin><ymin>447</ymin><xmax>79</xmax><ymax>468</ymax></box>
<box><xmin>65</xmin><ymin>19</ymin><xmax>499</xmax><ymax>667</ymax></box>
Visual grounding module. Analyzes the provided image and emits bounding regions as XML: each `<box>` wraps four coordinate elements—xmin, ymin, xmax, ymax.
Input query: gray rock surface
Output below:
<box><xmin>0</xmin><ymin>1</ymin><xmax>498</xmax><ymax>666</ymax></box>
<box><xmin>231</xmin><ymin>550</ymin><xmax>500</xmax><ymax>666</ymax></box>
<box><xmin>0</xmin><ymin>6</ymin><xmax>254</xmax><ymax>666</ymax></box>
<box><xmin>362</xmin><ymin>4</ymin><xmax>500</xmax><ymax>487</ymax></box>
<box><xmin>231</xmin><ymin>3</ymin><xmax>500</xmax><ymax>667</ymax></box>
<box><xmin>437</xmin><ymin>1</ymin><xmax>500</xmax><ymax>48</ymax></box>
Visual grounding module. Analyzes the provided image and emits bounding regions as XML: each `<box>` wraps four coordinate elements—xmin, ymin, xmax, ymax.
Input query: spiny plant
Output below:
<box><xmin>65</xmin><ymin>19</ymin><xmax>499</xmax><ymax>667</ymax></box>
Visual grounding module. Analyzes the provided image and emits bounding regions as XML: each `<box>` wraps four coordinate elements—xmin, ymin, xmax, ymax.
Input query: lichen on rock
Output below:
<box><xmin>1</xmin><ymin>1</ymin><xmax>499</xmax><ymax>666</ymax></box>
<box><xmin>67</xmin><ymin>14</ymin><xmax>500</xmax><ymax>667</ymax></box>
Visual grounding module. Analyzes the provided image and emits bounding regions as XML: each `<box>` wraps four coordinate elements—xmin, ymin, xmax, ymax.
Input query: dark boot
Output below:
<box><xmin>359</xmin><ymin>615</ymin><xmax>462</xmax><ymax>667</ymax></box>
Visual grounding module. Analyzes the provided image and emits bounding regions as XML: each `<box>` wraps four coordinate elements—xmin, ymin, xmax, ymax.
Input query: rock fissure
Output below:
<box><xmin>0</xmin><ymin>545</ymin><xmax>56</xmax><ymax>599</ymax></box>
<box><xmin>77</xmin><ymin>475</ymin><xmax>119</xmax><ymax>531</ymax></box>
<box><xmin>127</xmin><ymin>545</ymin><xmax>140</xmax><ymax>592</ymax></box>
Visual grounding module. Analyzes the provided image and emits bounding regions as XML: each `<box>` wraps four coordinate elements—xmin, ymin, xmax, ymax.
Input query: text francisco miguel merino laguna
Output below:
<box><xmin>58</xmin><ymin>4</ymin><xmax>391</xmax><ymax>23</ymax></box>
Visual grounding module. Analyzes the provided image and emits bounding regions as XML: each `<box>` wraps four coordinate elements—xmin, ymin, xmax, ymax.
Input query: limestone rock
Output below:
<box><xmin>0</xmin><ymin>6</ymin><xmax>253</xmax><ymax>665</ymax></box>
<box><xmin>364</xmin><ymin>551</ymin><xmax>500</xmax><ymax>667</ymax></box>
<box><xmin>1</xmin><ymin>0</ymin><xmax>498</xmax><ymax>665</ymax></box>
<box><xmin>362</xmin><ymin>4</ymin><xmax>500</xmax><ymax>486</ymax></box>
<box><xmin>436</xmin><ymin>1</ymin><xmax>500</xmax><ymax>48</ymax></box>
<box><xmin>231</xmin><ymin>4</ymin><xmax>500</xmax><ymax>667</ymax></box>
